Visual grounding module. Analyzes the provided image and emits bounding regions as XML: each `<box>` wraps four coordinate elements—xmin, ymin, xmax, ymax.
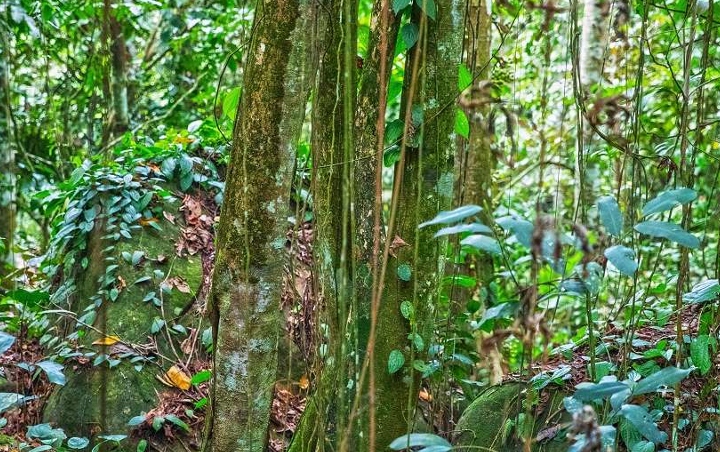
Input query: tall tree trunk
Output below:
<box><xmin>0</xmin><ymin>33</ymin><xmax>15</xmax><ymax>282</ymax></box>
<box><xmin>207</xmin><ymin>0</ymin><xmax>308</xmax><ymax>449</ymax></box>
<box><xmin>101</xmin><ymin>0</ymin><xmax>129</xmax><ymax>147</ymax></box>
<box><xmin>376</xmin><ymin>2</ymin><xmax>464</xmax><ymax>449</ymax></box>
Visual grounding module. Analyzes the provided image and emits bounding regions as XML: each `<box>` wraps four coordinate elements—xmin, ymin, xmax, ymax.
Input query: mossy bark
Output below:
<box><xmin>377</xmin><ymin>2</ymin><xmax>464</xmax><ymax>448</ymax></box>
<box><xmin>206</xmin><ymin>0</ymin><xmax>308</xmax><ymax>449</ymax></box>
<box><xmin>454</xmin><ymin>383</ymin><xmax>570</xmax><ymax>452</ymax></box>
<box><xmin>0</xmin><ymin>44</ymin><xmax>15</xmax><ymax>281</ymax></box>
<box><xmin>460</xmin><ymin>0</ymin><xmax>495</xmax><ymax>294</ymax></box>
<box><xmin>44</xmin><ymin>198</ymin><xmax>203</xmax><ymax>443</ymax></box>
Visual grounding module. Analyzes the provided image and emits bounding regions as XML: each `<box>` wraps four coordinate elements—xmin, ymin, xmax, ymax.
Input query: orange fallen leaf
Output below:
<box><xmin>298</xmin><ymin>374</ymin><xmax>310</xmax><ymax>390</ymax></box>
<box><xmin>139</xmin><ymin>217</ymin><xmax>159</xmax><ymax>226</ymax></box>
<box><xmin>419</xmin><ymin>388</ymin><xmax>433</xmax><ymax>402</ymax></box>
<box><xmin>92</xmin><ymin>335</ymin><xmax>121</xmax><ymax>346</ymax></box>
<box><xmin>165</xmin><ymin>365</ymin><xmax>191</xmax><ymax>390</ymax></box>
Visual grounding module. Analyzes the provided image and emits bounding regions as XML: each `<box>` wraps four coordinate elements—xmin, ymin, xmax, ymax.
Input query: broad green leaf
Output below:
<box><xmin>417</xmin><ymin>0</ymin><xmax>437</xmax><ymax>19</ymax></box>
<box><xmin>397</xmin><ymin>263</ymin><xmax>412</xmax><ymax>281</ymax></box>
<box><xmin>496</xmin><ymin>217</ymin><xmax>534</xmax><ymax>248</ymax></box>
<box><xmin>187</xmin><ymin>120</ymin><xmax>202</xmax><ymax>133</ymax></box>
<box><xmin>632</xmin><ymin>366</ymin><xmax>693</xmax><ymax>395</ymax></box>
<box><xmin>408</xmin><ymin>333</ymin><xmax>424</xmax><ymax>351</ymax></box>
<box><xmin>455</xmin><ymin>108</ymin><xmax>469</xmax><ymax>138</ymax></box>
<box><xmin>401</xmin><ymin>23</ymin><xmax>419</xmax><ymax>48</ymax></box>
<box><xmin>476</xmin><ymin>302</ymin><xmax>518</xmax><ymax>331</ymax></box>
<box><xmin>388</xmin><ymin>349</ymin><xmax>405</xmax><ymax>374</ymax></box>
<box><xmin>696</xmin><ymin>429</ymin><xmax>713</xmax><ymax>450</ymax></box>
<box><xmin>419</xmin><ymin>205</ymin><xmax>482</xmax><ymax>228</ymax></box>
<box><xmin>0</xmin><ymin>392</ymin><xmax>33</xmax><ymax>413</ymax></box>
<box><xmin>128</xmin><ymin>415</ymin><xmax>146</xmax><ymax>426</ymax></box>
<box><xmin>690</xmin><ymin>335</ymin><xmax>711</xmax><ymax>375</ymax></box>
<box><xmin>151</xmin><ymin>317</ymin><xmax>165</xmax><ymax>334</ymax></box>
<box><xmin>434</xmin><ymin>223</ymin><xmax>492</xmax><ymax>238</ymax></box>
<box><xmin>36</xmin><ymin>360</ymin><xmax>66</xmax><ymax>385</ymax></box>
<box><xmin>597</xmin><ymin>195</ymin><xmax>623</xmax><ymax>236</ymax></box>
<box><xmin>604</xmin><ymin>245</ymin><xmax>638</xmax><ymax>276</ymax></box>
<box><xmin>634</xmin><ymin>221</ymin><xmax>699</xmax><ymax>249</ymax></box>
<box><xmin>683</xmin><ymin>279</ymin><xmax>720</xmax><ymax>304</ymax></box>
<box><xmin>400</xmin><ymin>300</ymin><xmax>414</xmax><ymax>320</ymax></box>
<box><xmin>97</xmin><ymin>434</ymin><xmax>127</xmax><ymax>443</ymax></box>
<box><xmin>574</xmin><ymin>379</ymin><xmax>629</xmax><ymax>401</ymax></box>
<box><xmin>389</xmin><ymin>433</ymin><xmax>452</xmax><ymax>450</ymax></box>
<box><xmin>222</xmin><ymin>87</ymin><xmax>241</xmax><ymax>120</ymax></box>
<box><xmin>642</xmin><ymin>187</ymin><xmax>697</xmax><ymax>216</ymax></box>
<box><xmin>460</xmin><ymin>234</ymin><xmax>501</xmax><ymax>255</ymax></box>
<box><xmin>458</xmin><ymin>63</ymin><xmax>473</xmax><ymax>91</ymax></box>
<box><xmin>392</xmin><ymin>0</ymin><xmax>412</xmax><ymax>13</ymax></box>
<box><xmin>67</xmin><ymin>437</ymin><xmax>90</xmax><ymax>449</ymax></box>
<box><xmin>137</xmin><ymin>439</ymin><xmax>148</xmax><ymax>452</ymax></box>
<box><xmin>630</xmin><ymin>440</ymin><xmax>655</xmax><ymax>452</ymax></box>
<box><xmin>165</xmin><ymin>414</ymin><xmax>190</xmax><ymax>432</ymax></box>
<box><xmin>191</xmin><ymin>370</ymin><xmax>212</xmax><ymax>385</ymax></box>
<box><xmin>620</xmin><ymin>404</ymin><xmax>667</xmax><ymax>444</ymax></box>
<box><xmin>0</xmin><ymin>332</ymin><xmax>15</xmax><ymax>355</ymax></box>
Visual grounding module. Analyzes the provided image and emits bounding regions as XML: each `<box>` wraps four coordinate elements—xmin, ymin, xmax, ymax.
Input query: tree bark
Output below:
<box><xmin>207</xmin><ymin>0</ymin><xmax>308</xmax><ymax>449</ymax></box>
<box><xmin>376</xmin><ymin>1</ymin><xmax>464</xmax><ymax>449</ymax></box>
<box><xmin>0</xmin><ymin>33</ymin><xmax>15</xmax><ymax>281</ymax></box>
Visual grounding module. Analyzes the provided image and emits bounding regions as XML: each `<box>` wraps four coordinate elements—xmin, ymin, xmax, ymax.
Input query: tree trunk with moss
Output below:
<box><xmin>0</xmin><ymin>43</ymin><xmax>15</xmax><ymax>281</ymax></box>
<box><xmin>207</xmin><ymin>0</ymin><xmax>309</xmax><ymax>449</ymax></box>
<box><xmin>377</xmin><ymin>2</ymin><xmax>463</xmax><ymax>449</ymax></box>
<box><xmin>460</xmin><ymin>0</ymin><xmax>494</xmax><ymax>286</ymax></box>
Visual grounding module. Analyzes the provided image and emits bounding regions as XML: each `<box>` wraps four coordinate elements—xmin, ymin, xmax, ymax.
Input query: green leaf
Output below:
<box><xmin>165</xmin><ymin>414</ymin><xmax>190</xmax><ymax>432</ymax></box>
<box><xmin>632</xmin><ymin>366</ymin><xmax>693</xmax><ymax>395</ymax></box>
<box><xmin>690</xmin><ymin>335</ymin><xmax>711</xmax><ymax>375</ymax></box>
<box><xmin>223</xmin><ymin>87</ymin><xmax>241</xmax><ymax>120</ymax></box>
<box><xmin>630</xmin><ymin>440</ymin><xmax>655</xmax><ymax>452</ymax></box>
<box><xmin>152</xmin><ymin>416</ymin><xmax>165</xmax><ymax>431</ymax></box>
<box><xmin>400</xmin><ymin>300</ymin><xmax>414</xmax><ymax>320</ymax></box>
<box><xmin>36</xmin><ymin>360</ymin><xmax>66</xmax><ymax>385</ymax></box>
<box><xmin>137</xmin><ymin>439</ymin><xmax>148</xmax><ymax>452</ymax></box>
<box><xmin>696</xmin><ymin>429</ymin><xmax>713</xmax><ymax>450</ymax></box>
<box><xmin>455</xmin><ymin>108</ymin><xmax>469</xmax><ymax>138</ymax></box>
<box><xmin>597</xmin><ymin>195</ymin><xmax>623</xmax><ymax>236</ymax></box>
<box><xmin>128</xmin><ymin>415</ymin><xmax>146</xmax><ymax>426</ymax></box>
<box><xmin>67</xmin><ymin>437</ymin><xmax>90</xmax><ymax>449</ymax></box>
<box><xmin>417</xmin><ymin>0</ymin><xmax>437</xmax><ymax>19</ymax></box>
<box><xmin>161</xmin><ymin>158</ymin><xmax>177</xmax><ymax>178</ymax></box>
<box><xmin>419</xmin><ymin>205</ymin><xmax>482</xmax><ymax>228</ymax></box>
<box><xmin>191</xmin><ymin>370</ymin><xmax>212</xmax><ymax>385</ymax></box>
<box><xmin>574</xmin><ymin>379</ymin><xmax>629</xmax><ymax>401</ymax></box>
<box><xmin>151</xmin><ymin>317</ymin><xmax>165</xmax><ymax>334</ymax></box>
<box><xmin>388</xmin><ymin>349</ymin><xmax>405</xmax><ymax>374</ymax></box>
<box><xmin>392</xmin><ymin>0</ymin><xmax>412</xmax><ymax>13</ymax></box>
<box><xmin>460</xmin><ymin>234</ymin><xmax>501</xmax><ymax>255</ymax></box>
<box><xmin>434</xmin><ymin>223</ymin><xmax>492</xmax><ymax>238</ymax></box>
<box><xmin>642</xmin><ymin>187</ymin><xmax>697</xmax><ymax>216</ymax></box>
<box><xmin>683</xmin><ymin>279</ymin><xmax>720</xmax><ymax>304</ymax></box>
<box><xmin>131</xmin><ymin>251</ymin><xmax>144</xmax><ymax>266</ymax></box>
<box><xmin>458</xmin><ymin>63</ymin><xmax>473</xmax><ymax>91</ymax></box>
<box><xmin>634</xmin><ymin>221</ymin><xmax>699</xmax><ymax>249</ymax></box>
<box><xmin>496</xmin><ymin>217</ymin><xmax>534</xmax><ymax>248</ymax></box>
<box><xmin>401</xmin><ymin>23</ymin><xmax>419</xmax><ymax>48</ymax></box>
<box><xmin>604</xmin><ymin>245</ymin><xmax>638</xmax><ymax>276</ymax></box>
<box><xmin>0</xmin><ymin>392</ymin><xmax>33</xmax><ymax>414</ymax></box>
<box><xmin>180</xmin><ymin>171</ymin><xmax>194</xmax><ymax>191</ymax></box>
<box><xmin>97</xmin><ymin>434</ymin><xmax>127</xmax><ymax>443</ymax></box>
<box><xmin>389</xmin><ymin>433</ymin><xmax>452</xmax><ymax>450</ymax></box>
<box><xmin>397</xmin><ymin>263</ymin><xmax>412</xmax><ymax>281</ymax></box>
<box><xmin>0</xmin><ymin>332</ymin><xmax>15</xmax><ymax>355</ymax></box>
<box><xmin>187</xmin><ymin>120</ymin><xmax>202</xmax><ymax>133</ymax></box>
<box><xmin>408</xmin><ymin>333</ymin><xmax>424</xmax><ymax>351</ymax></box>
<box><xmin>620</xmin><ymin>404</ymin><xmax>667</xmax><ymax>444</ymax></box>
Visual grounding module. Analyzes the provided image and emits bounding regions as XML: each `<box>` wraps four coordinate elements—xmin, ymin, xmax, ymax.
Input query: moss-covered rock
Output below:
<box><xmin>454</xmin><ymin>383</ymin><xmax>571</xmax><ymax>452</ymax></box>
<box><xmin>43</xmin><ymin>192</ymin><xmax>208</xmax><ymax>446</ymax></box>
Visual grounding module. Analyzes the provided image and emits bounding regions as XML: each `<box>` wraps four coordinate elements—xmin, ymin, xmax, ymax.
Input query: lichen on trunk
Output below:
<box><xmin>207</xmin><ymin>0</ymin><xmax>310</xmax><ymax>450</ymax></box>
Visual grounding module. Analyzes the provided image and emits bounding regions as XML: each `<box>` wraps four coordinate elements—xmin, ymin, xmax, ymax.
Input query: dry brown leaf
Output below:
<box><xmin>92</xmin><ymin>335</ymin><xmax>121</xmax><ymax>346</ymax></box>
<box><xmin>298</xmin><ymin>374</ymin><xmax>310</xmax><ymax>390</ymax></box>
<box><xmin>163</xmin><ymin>211</ymin><xmax>176</xmax><ymax>224</ymax></box>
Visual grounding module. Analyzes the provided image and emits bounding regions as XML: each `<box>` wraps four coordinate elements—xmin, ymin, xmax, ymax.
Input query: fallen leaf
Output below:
<box><xmin>139</xmin><ymin>217</ymin><xmax>159</xmax><ymax>226</ymax></box>
<box><xmin>298</xmin><ymin>374</ymin><xmax>310</xmax><ymax>390</ymax></box>
<box><xmin>163</xmin><ymin>211</ymin><xmax>176</xmax><ymax>224</ymax></box>
<box><xmin>419</xmin><ymin>388</ymin><xmax>433</xmax><ymax>402</ymax></box>
<box><xmin>166</xmin><ymin>365</ymin><xmax>191</xmax><ymax>390</ymax></box>
<box><xmin>92</xmin><ymin>335</ymin><xmax>121</xmax><ymax>346</ymax></box>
